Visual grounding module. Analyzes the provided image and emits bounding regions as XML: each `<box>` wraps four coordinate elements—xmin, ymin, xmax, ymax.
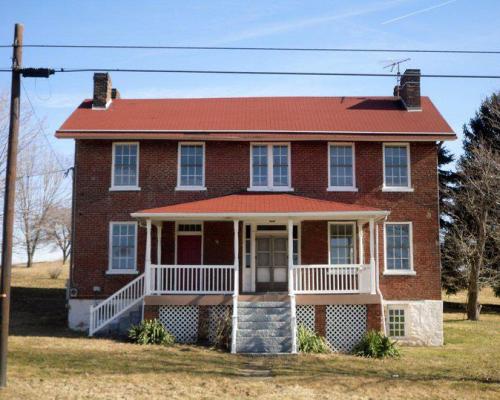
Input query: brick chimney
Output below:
<box><xmin>93</xmin><ymin>72</ymin><xmax>112</xmax><ymax>108</ymax></box>
<box><xmin>394</xmin><ymin>69</ymin><xmax>421</xmax><ymax>111</ymax></box>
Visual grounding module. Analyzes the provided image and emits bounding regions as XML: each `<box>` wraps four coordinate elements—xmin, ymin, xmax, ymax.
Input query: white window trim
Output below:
<box><xmin>107</xmin><ymin>221</ymin><xmax>139</xmax><ymax>275</ymax></box>
<box><xmin>383</xmin><ymin>221</ymin><xmax>416</xmax><ymax>275</ymax></box>
<box><xmin>110</xmin><ymin>142</ymin><xmax>141</xmax><ymax>191</ymax></box>
<box><xmin>382</xmin><ymin>143</ymin><xmax>414</xmax><ymax>192</ymax></box>
<box><xmin>248</xmin><ymin>143</ymin><xmax>293</xmax><ymax>192</ymax></box>
<box><xmin>174</xmin><ymin>221</ymin><xmax>204</xmax><ymax>265</ymax></box>
<box><xmin>327</xmin><ymin>142</ymin><xmax>358</xmax><ymax>192</ymax></box>
<box><xmin>386</xmin><ymin>305</ymin><xmax>407</xmax><ymax>339</ymax></box>
<box><xmin>175</xmin><ymin>142</ymin><xmax>207</xmax><ymax>191</ymax></box>
<box><xmin>328</xmin><ymin>221</ymin><xmax>357</xmax><ymax>265</ymax></box>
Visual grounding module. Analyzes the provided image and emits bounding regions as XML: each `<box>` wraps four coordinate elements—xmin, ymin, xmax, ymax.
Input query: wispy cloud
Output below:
<box><xmin>381</xmin><ymin>0</ymin><xmax>457</xmax><ymax>25</ymax></box>
<box><xmin>221</xmin><ymin>0</ymin><xmax>409</xmax><ymax>43</ymax></box>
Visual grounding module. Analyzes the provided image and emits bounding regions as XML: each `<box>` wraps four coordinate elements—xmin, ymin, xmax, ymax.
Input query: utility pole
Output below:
<box><xmin>0</xmin><ymin>23</ymin><xmax>23</xmax><ymax>388</ymax></box>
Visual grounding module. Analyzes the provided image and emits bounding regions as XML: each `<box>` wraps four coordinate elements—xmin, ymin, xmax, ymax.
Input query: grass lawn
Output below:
<box><xmin>2</xmin><ymin>262</ymin><xmax>499</xmax><ymax>399</ymax></box>
<box><xmin>443</xmin><ymin>287</ymin><xmax>500</xmax><ymax>306</ymax></box>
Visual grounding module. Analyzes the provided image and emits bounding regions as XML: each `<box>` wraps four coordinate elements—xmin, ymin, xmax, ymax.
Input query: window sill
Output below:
<box><xmin>106</xmin><ymin>270</ymin><xmax>139</xmax><ymax>276</ymax></box>
<box><xmin>109</xmin><ymin>186</ymin><xmax>141</xmax><ymax>192</ymax></box>
<box><xmin>175</xmin><ymin>186</ymin><xmax>207</xmax><ymax>191</ymax></box>
<box><xmin>382</xmin><ymin>186</ymin><xmax>414</xmax><ymax>193</ymax></box>
<box><xmin>247</xmin><ymin>187</ymin><xmax>294</xmax><ymax>192</ymax></box>
<box><xmin>327</xmin><ymin>186</ymin><xmax>358</xmax><ymax>192</ymax></box>
<box><xmin>383</xmin><ymin>271</ymin><xmax>416</xmax><ymax>276</ymax></box>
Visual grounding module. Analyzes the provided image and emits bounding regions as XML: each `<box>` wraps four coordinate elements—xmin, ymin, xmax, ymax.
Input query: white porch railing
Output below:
<box><xmin>89</xmin><ymin>273</ymin><xmax>145</xmax><ymax>336</ymax></box>
<box><xmin>149</xmin><ymin>264</ymin><xmax>235</xmax><ymax>294</ymax></box>
<box><xmin>291</xmin><ymin>264</ymin><xmax>372</xmax><ymax>294</ymax></box>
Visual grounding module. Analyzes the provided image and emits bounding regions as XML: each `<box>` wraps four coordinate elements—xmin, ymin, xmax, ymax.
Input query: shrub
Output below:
<box><xmin>48</xmin><ymin>267</ymin><xmax>62</xmax><ymax>279</ymax></box>
<box><xmin>128</xmin><ymin>319</ymin><xmax>175</xmax><ymax>346</ymax></box>
<box><xmin>297</xmin><ymin>324</ymin><xmax>330</xmax><ymax>353</ymax></box>
<box><xmin>353</xmin><ymin>330</ymin><xmax>400</xmax><ymax>358</ymax></box>
<box><xmin>212</xmin><ymin>309</ymin><xmax>232</xmax><ymax>350</ymax></box>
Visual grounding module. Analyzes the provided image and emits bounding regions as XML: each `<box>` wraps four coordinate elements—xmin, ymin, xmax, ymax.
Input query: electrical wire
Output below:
<box><xmin>0</xmin><ymin>44</ymin><xmax>498</xmax><ymax>55</ymax></box>
<box><xmin>49</xmin><ymin>68</ymin><xmax>500</xmax><ymax>79</ymax></box>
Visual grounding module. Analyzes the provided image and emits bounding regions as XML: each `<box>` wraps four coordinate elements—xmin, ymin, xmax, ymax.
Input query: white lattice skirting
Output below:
<box><xmin>296</xmin><ymin>305</ymin><xmax>315</xmax><ymax>331</ymax></box>
<box><xmin>208</xmin><ymin>305</ymin><xmax>231</xmax><ymax>343</ymax></box>
<box><xmin>159</xmin><ymin>305</ymin><xmax>199</xmax><ymax>343</ymax></box>
<box><xmin>326</xmin><ymin>305</ymin><xmax>367</xmax><ymax>352</ymax></box>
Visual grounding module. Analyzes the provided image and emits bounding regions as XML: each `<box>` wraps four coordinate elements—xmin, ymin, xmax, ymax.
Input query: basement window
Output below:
<box><xmin>387</xmin><ymin>308</ymin><xmax>406</xmax><ymax>338</ymax></box>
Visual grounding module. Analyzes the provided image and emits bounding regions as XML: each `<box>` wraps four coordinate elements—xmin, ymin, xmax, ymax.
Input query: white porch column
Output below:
<box><xmin>369</xmin><ymin>218</ymin><xmax>376</xmax><ymax>295</ymax></box>
<box><xmin>288</xmin><ymin>218</ymin><xmax>297</xmax><ymax>354</ymax></box>
<box><xmin>231</xmin><ymin>220</ymin><xmax>239</xmax><ymax>354</ymax></box>
<box><xmin>357</xmin><ymin>222</ymin><xmax>364</xmax><ymax>264</ymax></box>
<box><xmin>156</xmin><ymin>223</ymin><xmax>162</xmax><ymax>265</ymax></box>
<box><xmin>145</xmin><ymin>219</ymin><xmax>152</xmax><ymax>294</ymax></box>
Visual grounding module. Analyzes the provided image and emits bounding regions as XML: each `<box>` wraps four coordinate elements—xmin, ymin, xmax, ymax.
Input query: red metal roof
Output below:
<box><xmin>56</xmin><ymin>96</ymin><xmax>455</xmax><ymax>139</ymax></box>
<box><xmin>132</xmin><ymin>193</ymin><xmax>386</xmax><ymax>216</ymax></box>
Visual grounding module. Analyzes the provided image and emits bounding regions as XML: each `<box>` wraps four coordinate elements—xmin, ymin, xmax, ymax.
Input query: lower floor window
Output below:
<box><xmin>388</xmin><ymin>308</ymin><xmax>405</xmax><ymax>337</ymax></box>
<box><xmin>110</xmin><ymin>222</ymin><xmax>137</xmax><ymax>271</ymax></box>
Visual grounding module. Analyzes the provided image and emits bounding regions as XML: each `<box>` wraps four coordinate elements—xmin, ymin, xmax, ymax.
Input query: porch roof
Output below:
<box><xmin>131</xmin><ymin>193</ymin><xmax>389</xmax><ymax>220</ymax></box>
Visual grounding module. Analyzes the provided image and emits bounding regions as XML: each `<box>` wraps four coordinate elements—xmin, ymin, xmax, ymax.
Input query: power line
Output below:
<box><xmin>20</xmin><ymin>81</ymin><xmax>66</xmax><ymax>170</ymax></box>
<box><xmin>48</xmin><ymin>68</ymin><xmax>500</xmax><ymax>79</ymax></box>
<box><xmin>0</xmin><ymin>43</ymin><xmax>499</xmax><ymax>55</ymax></box>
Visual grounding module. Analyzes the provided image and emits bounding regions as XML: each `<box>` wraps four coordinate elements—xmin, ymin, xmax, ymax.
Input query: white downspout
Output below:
<box><xmin>377</xmin><ymin>217</ymin><xmax>388</xmax><ymax>335</ymax></box>
<box><xmin>288</xmin><ymin>218</ymin><xmax>297</xmax><ymax>354</ymax></box>
<box><xmin>231</xmin><ymin>220</ymin><xmax>239</xmax><ymax>353</ymax></box>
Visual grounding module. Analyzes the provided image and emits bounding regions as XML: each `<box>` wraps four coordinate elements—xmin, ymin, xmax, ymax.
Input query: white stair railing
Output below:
<box><xmin>89</xmin><ymin>273</ymin><xmax>145</xmax><ymax>336</ymax></box>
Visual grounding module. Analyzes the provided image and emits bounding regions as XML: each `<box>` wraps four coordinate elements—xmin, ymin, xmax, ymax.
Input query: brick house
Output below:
<box><xmin>56</xmin><ymin>70</ymin><xmax>455</xmax><ymax>353</ymax></box>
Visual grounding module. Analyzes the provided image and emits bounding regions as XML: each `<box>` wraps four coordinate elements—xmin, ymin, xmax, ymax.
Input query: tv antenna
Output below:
<box><xmin>384</xmin><ymin>58</ymin><xmax>410</xmax><ymax>96</ymax></box>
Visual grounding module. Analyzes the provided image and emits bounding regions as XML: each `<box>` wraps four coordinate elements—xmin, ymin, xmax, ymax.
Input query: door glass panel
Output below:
<box><xmin>257</xmin><ymin>267</ymin><xmax>271</xmax><ymax>282</ymax></box>
<box><xmin>274</xmin><ymin>267</ymin><xmax>287</xmax><ymax>282</ymax></box>
<box><xmin>273</xmin><ymin>252</ymin><xmax>287</xmax><ymax>266</ymax></box>
<box><xmin>273</xmin><ymin>237</ymin><xmax>287</xmax><ymax>251</ymax></box>
<box><xmin>257</xmin><ymin>237</ymin><xmax>270</xmax><ymax>251</ymax></box>
<box><xmin>256</xmin><ymin>252</ymin><xmax>270</xmax><ymax>267</ymax></box>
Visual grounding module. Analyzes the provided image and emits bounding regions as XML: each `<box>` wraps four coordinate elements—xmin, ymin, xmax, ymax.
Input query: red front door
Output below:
<box><xmin>177</xmin><ymin>235</ymin><xmax>202</xmax><ymax>265</ymax></box>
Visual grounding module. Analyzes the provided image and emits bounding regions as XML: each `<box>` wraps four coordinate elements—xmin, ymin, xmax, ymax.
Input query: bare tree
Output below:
<box><xmin>45</xmin><ymin>206</ymin><xmax>71</xmax><ymax>264</ymax></box>
<box><xmin>15</xmin><ymin>144</ymin><xmax>66</xmax><ymax>268</ymax></box>
<box><xmin>443</xmin><ymin>141</ymin><xmax>500</xmax><ymax>320</ymax></box>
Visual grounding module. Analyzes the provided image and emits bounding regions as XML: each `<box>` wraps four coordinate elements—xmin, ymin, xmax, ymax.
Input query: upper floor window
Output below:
<box><xmin>328</xmin><ymin>143</ymin><xmax>357</xmax><ymax>191</ymax></box>
<box><xmin>250</xmin><ymin>143</ymin><xmax>291</xmax><ymax>191</ymax></box>
<box><xmin>329</xmin><ymin>223</ymin><xmax>355</xmax><ymax>265</ymax></box>
<box><xmin>177</xmin><ymin>143</ymin><xmax>206</xmax><ymax>190</ymax></box>
<box><xmin>383</xmin><ymin>143</ymin><xmax>412</xmax><ymax>191</ymax></box>
<box><xmin>384</xmin><ymin>222</ymin><xmax>415</xmax><ymax>275</ymax></box>
<box><xmin>111</xmin><ymin>143</ymin><xmax>139</xmax><ymax>190</ymax></box>
<box><xmin>108</xmin><ymin>222</ymin><xmax>137</xmax><ymax>274</ymax></box>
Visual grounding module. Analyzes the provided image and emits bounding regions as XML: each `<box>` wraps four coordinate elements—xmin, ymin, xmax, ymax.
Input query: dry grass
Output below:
<box><xmin>443</xmin><ymin>287</ymin><xmax>500</xmax><ymax>306</ymax></box>
<box><xmin>2</xmin><ymin>261</ymin><xmax>499</xmax><ymax>399</ymax></box>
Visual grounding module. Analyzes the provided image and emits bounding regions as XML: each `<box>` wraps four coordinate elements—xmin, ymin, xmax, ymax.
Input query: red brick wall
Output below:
<box><xmin>72</xmin><ymin>140</ymin><xmax>440</xmax><ymax>301</ymax></box>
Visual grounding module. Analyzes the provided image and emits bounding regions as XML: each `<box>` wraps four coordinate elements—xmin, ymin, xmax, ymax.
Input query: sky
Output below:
<box><xmin>0</xmin><ymin>0</ymin><xmax>499</xmax><ymax>262</ymax></box>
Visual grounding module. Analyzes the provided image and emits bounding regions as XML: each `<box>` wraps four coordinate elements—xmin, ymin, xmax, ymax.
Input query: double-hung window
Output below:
<box><xmin>328</xmin><ymin>143</ymin><xmax>357</xmax><ymax>191</ymax></box>
<box><xmin>384</xmin><ymin>222</ymin><xmax>414</xmax><ymax>274</ymax></box>
<box><xmin>250</xmin><ymin>143</ymin><xmax>291</xmax><ymax>191</ymax></box>
<box><xmin>329</xmin><ymin>223</ymin><xmax>356</xmax><ymax>265</ymax></box>
<box><xmin>111</xmin><ymin>143</ymin><xmax>139</xmax><ymax>190</ymax></box>
<box><xmin>177</xmin><ymin>143</ymin><xmax>206</xmax><ymax>190</ymax></box>
<box><xmin>383</xmin><ymin>143</ymin><xmax>412</xmax><ymax>191</ymax></box>
<box><xmin>108</xmin><ymin>222</ymin><xmax>137</xmax><ymax>274</ymax></box>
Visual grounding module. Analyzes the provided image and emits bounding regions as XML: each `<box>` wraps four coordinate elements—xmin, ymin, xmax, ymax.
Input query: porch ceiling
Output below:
<box><xmin>130</xmin><ymin>193</ymin><xmax>389</xmax><ymax>221</ymax></box>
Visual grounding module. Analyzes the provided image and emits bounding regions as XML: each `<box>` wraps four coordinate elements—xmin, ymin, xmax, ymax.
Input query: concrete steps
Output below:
<box><xmin>236</xmin><ymin>301</ymin><xmax>292</xmax><ymax>354</ymax></box>
<box><xmin>94</xmin><ymin>303</ymin><xmax>142</xmax><ymax>338</ymax></box>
